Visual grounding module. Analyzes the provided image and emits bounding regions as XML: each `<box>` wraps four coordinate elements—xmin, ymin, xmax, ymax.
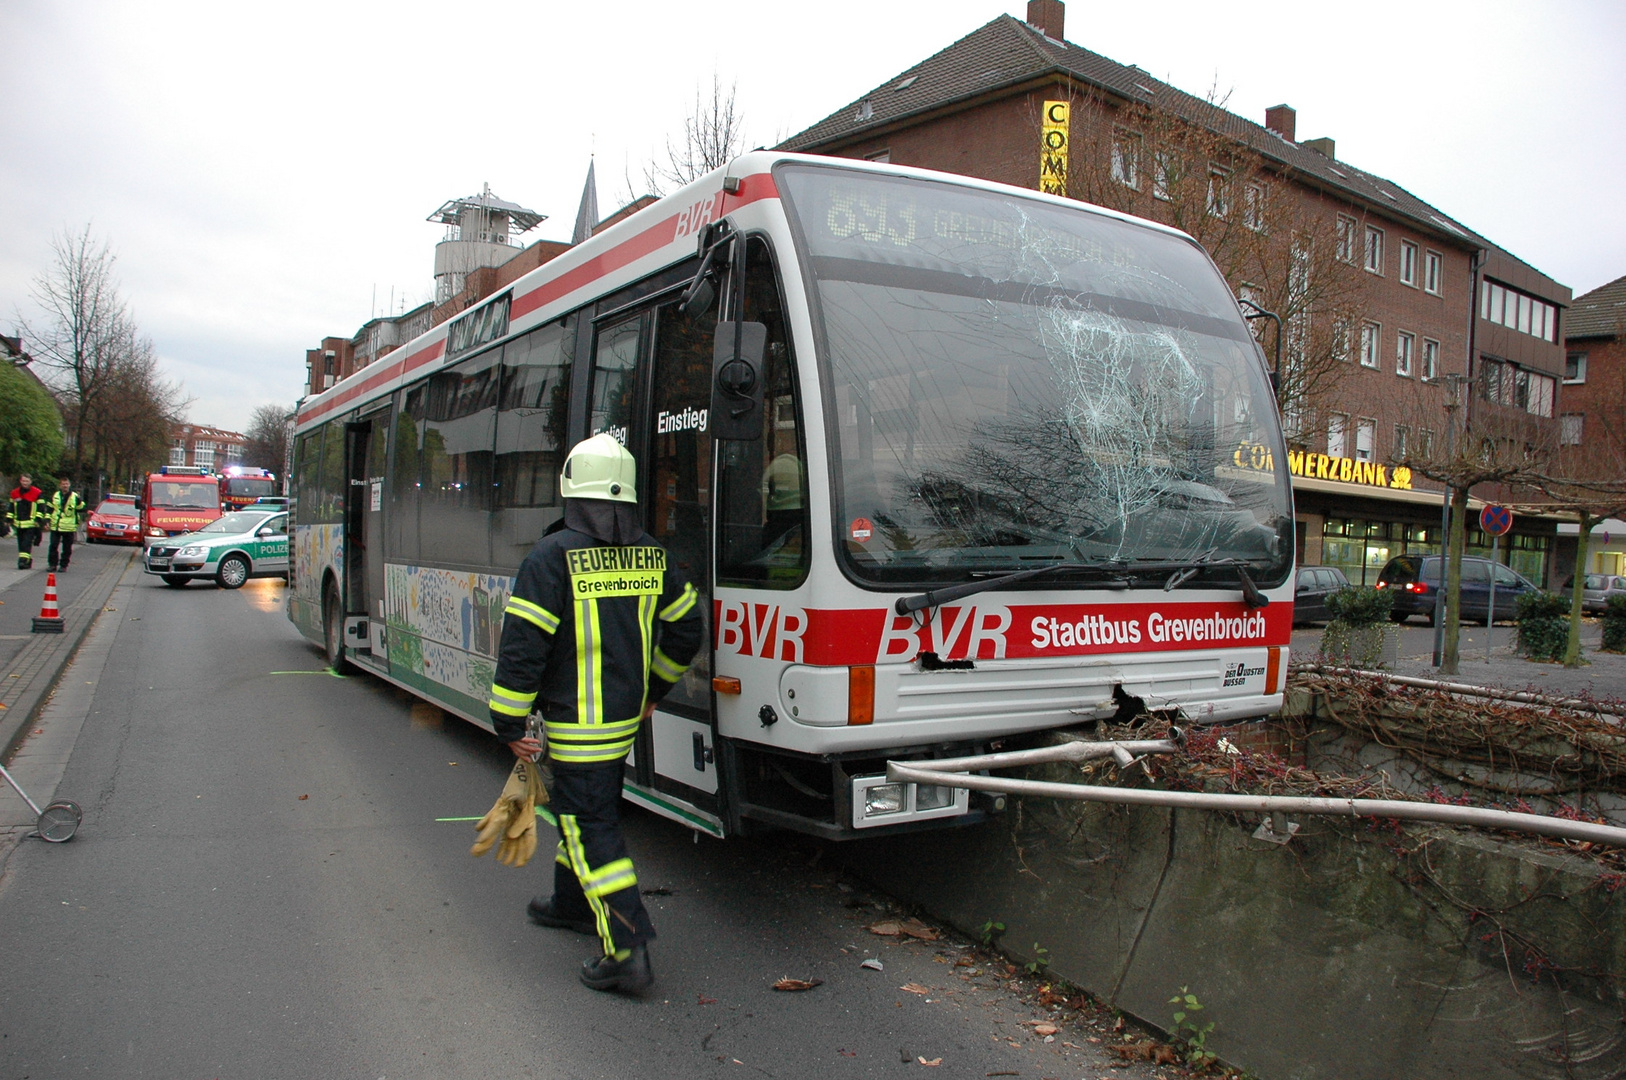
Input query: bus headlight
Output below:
<box><xmin>863</xmin><ymin>783</ymin><xmax>906</xmax><ymax>817</ymax></box>
<box><xmin>914</xmin><ymin>784</ymin><xmax>956</xmax><ymax>811</ymax></box>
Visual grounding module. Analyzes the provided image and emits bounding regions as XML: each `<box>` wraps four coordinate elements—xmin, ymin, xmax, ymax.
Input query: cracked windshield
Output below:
<box><xmin>778</xmin><ymin>165</ymin><xmax>1292</xmax><ymax>586</ymax></box>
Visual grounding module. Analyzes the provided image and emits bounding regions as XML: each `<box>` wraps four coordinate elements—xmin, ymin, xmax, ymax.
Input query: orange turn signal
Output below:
<box><xmin>712</xmin><ymin>676</ymin><xmax>742</xmax><ymax>695</ymax></box>
<box><xmin>1265</xmin><ymin>646</ymin><xmax>1283</xmax><ymax>695</ymax></box>
<box><xmin>847</xmin><ymin>665</ymin><xmax>875</xmax><ymax>725</ymax></box>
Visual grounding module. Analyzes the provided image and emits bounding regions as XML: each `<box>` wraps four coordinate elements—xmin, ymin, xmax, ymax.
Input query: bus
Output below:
<box><xmin>219</xmin><ymin>466</ymin><xmax>279</xmax><ymax>510</ymax></box>
<box><xmin>140</xmin><ymin>467</ymin><xmax>222</xmax><ymax>544</ymax></box>
<box><xmin>288</xmin><ymin>153</ymin><xmax>1294</xmax><ymax>839</ymax></box>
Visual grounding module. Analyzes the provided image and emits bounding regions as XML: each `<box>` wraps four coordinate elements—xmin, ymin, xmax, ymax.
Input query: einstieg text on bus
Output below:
<box><xmin>287</xmin><ymin>152</ymin><xmax>1294</xmax><ymax>840</ymax></box>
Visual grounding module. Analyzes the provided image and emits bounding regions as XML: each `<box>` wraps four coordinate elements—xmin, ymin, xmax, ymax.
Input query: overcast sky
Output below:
<box><xmin>3</xmin><ymin>0</ymin><xmax>1622</xmax><ymax>433</ymax></box>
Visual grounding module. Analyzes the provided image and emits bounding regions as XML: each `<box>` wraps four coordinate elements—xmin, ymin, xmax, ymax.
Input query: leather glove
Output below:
<box><xmin>496</xmin><ymin>755</ymin><xmax>546</xmax><ymax>867</ymax></box>
<box><xmin>471</xmin><ymin>760</ymin><xmax>531</xmax><ymax>859</ymax></box>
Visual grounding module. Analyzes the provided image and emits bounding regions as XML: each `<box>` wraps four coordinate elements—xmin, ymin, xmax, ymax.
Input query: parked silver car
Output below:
<box><xmin>1561</xmin><ymin>573</ymin><xmax>1626</xmax><ymax>614</ymax></box>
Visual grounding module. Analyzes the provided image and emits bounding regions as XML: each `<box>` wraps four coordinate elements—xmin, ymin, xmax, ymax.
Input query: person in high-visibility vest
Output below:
<box><xmin>44</xmin><ymin>477</ymin><xmax>88</xmax><ymax>572</ymax></box>
<box><xmin>487</xmin><ymin>434</ymin><xmax>704</xmax><ymax>994</ymax></box>
<box><xmin>7</xmin><ymin>474</ymin><xmax>44</xmax><ymax>570</ymax></box>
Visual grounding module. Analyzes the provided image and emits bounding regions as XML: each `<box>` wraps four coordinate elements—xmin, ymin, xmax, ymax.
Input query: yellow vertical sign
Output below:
<box><xmin>1040</xmin><ymin>100</ymin><xmax>1069</xmax><ymax>196</ymax></box>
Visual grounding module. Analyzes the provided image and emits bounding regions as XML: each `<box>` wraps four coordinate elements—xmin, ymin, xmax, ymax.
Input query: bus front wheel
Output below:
<box><xmin>323</xmin><ymin>581</ymin><xmax>353</xmax><ymax>675</ymax></box>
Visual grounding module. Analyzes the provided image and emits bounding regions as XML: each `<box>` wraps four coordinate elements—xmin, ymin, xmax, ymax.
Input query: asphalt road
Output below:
<box><xmin>0</xmin><ymin>571</ymin><xmax>1167</xmax><ymax>1080</ymax></box>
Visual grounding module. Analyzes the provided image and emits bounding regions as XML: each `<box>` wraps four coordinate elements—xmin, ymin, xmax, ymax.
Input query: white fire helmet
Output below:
<box><xmin>560</xmin><ymin>434</ymin><xmax>637</xmax><ymax>503</ymax></box>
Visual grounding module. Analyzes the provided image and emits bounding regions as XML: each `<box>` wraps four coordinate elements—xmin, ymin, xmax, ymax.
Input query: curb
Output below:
<box><xmin>0</xmin><ymin>549</ymin><xmax>135</xmax><ymax>764</ymax></box>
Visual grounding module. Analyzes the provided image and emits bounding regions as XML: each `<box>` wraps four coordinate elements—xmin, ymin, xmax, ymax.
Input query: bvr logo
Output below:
<box><xmin>717</xmin><ymin>602</ymin><xmax>805</xmax><ymax>662</ymax></box>
<box><xmin>675</xmin><ymin>193</ymin><xmax>725</xmax><ymax>240</ymax></box>
<box><xmin>879</xmin><ymin>605</ymin><xmax>1009</xmax><ymax>661</ymax></box>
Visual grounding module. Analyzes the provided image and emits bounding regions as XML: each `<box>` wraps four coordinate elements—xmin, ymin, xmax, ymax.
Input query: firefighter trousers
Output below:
<box><xmin>546</xmin><ymin>762</ymin><xmax>654</xmax><ymax>958</ymax></box>
<box><xmin>47</xmin><ymin>530</ymin><xmax>75</xmax><ymax>570</ymax></box>
<box><xmin>15</xmin><ymin>527</ymin><xmax>39</xmax><ymax>568</ymax></box>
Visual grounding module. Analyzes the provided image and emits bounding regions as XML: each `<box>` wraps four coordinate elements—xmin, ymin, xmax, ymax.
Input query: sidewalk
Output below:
<box><xmin>0</xmin><ymin>541</ymin><xmax>136</xmax><ymax>761</ymax></box>
<box><xmin>1291</xmin><ymin>618</ymin><xmax>1626</xmax><ymax>703</ymax></box>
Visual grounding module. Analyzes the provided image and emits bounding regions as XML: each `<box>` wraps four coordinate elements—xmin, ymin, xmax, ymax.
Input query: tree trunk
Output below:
<box><xmin>1441</xmin><ymin>484</ymin><xmax>1470</xmax><ymax>675</ymax></box>
<box><xmin>1563</xmin><ymin>513</ymin><xmax>1593</xmax><ymax>668</ymax></box>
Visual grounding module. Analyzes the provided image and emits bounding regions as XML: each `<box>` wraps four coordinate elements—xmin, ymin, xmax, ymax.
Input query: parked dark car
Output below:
<box><xmin>1293</xmin><ymin>565</ymin><xmax>1351</xmax><ymax>625</ymax></box>
<box><xmin>1377</xmin><ymin>555</ymin><xmax>1542</xmax><ymax>625</ymax></box>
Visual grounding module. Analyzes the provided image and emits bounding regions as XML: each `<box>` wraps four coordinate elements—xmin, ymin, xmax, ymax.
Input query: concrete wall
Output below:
<box><xmin>844</xmin><ymin>751</ymin><xmax>1625</xmax><ymax>1079</ymax></box>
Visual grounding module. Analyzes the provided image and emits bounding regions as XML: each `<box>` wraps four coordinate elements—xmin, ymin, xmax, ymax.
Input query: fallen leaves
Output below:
<box><xmin>772</xmin><ymin>978</ymin><xmax>823</xmax><ymax>992</ymax></box>
<box><xmin>697</xmin><ymin>993</ymin><xmax>718</xmax><ymax>1005</ymax></box>
<box><xmin>297</xmin><ymin>794</ymin><xmax>309</xmax><ymax>800</ymax></box>
<box><xmin>860</xmin><ymin>958</ymin><xmax>884</xmax><ymax>971</ymax></box>
<box><xmin>900</xmin><ymin>982</ymin><xmax>931</xmax><ymax>995</ymax></box>
<box><xmin>866</xmin><ymin>917</ymin><xmax>941</xmax><ymax>941</ymax></box>
<box><xmin>1111</xmin><ymin>1040</ymin><xmax>1181</xmax><ymax>1065</ymax></box>
<box><xmin>917</xmin><ymin>1057</ymin><xmax>942</xmax><ymax>1067</ymax></box>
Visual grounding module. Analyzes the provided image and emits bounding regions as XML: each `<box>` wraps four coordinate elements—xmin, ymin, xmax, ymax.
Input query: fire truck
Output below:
<box><xmin>139</xmin><ymin>467</ymin><xmax>222</xmax><ymax>545</ymax></box>
<box><xmin>219</xmin><ymin>466</ymin><xmax>279</xmax><ymax>511</ymax></box>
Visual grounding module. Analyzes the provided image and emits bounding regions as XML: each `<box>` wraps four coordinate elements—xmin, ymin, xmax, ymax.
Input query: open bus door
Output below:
<box><xmin>342</xmin><ymin>405</ymin><xmax>391</xmax><ymax>661</ymax></box>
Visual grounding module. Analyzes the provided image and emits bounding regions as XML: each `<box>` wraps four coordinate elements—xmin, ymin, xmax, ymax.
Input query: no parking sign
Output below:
<box><xmin>1480</xmin><ymin>505</ymin><xmax>1513</xmax><ymax>536</ymax></box>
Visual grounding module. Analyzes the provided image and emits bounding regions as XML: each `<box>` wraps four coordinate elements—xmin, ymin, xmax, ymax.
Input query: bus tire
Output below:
<box><xmin>216</xmin><ymin>554</ymin><xmax>250</xmax><ymax>589</ymax></box>
<box><xmin>162</xmin><ymin>575</ymin><xmax>191</xmax><ymax>587</ymax></box>
<box><xmin>323</xmin><ymin>580</ymin><xmax>352</xmax><ymax>674</ymax></box>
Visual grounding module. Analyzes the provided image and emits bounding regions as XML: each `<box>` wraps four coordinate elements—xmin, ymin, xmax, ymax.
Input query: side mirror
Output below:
<box><xmin>134</xmin><ymin>499</ymin><xmax>145</xmax><ymax>510</ymax></box>
<box><xmin>710</xmin><ymin>321</ymin><xmax>768</xmax><ymax>441</ymax></box>
<box><xmin>256</xmin><ymin>527</ymin><xmax>274</xmax><ymax>538</ymax></box>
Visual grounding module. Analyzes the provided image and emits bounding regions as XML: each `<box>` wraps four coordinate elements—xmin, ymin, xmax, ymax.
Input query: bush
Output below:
<box><xmin>1603</xmin><ymin>595</ymin><xmax>1626</xmax><ymax>654</ymax></box>
<box><xmin>1324</xmin><ymin>585</ymin><xmax>1393</xmax><ymax>626</ymax></box>
<box><xmin>1320</xmin><ymin>588</ymin><xmax>1396</xmax><ymax>668</ymax></box>
<box><xmin>1516</xmin><ymin>591</ymin><xmax>1570</xmax><ymax>662</ymax></box>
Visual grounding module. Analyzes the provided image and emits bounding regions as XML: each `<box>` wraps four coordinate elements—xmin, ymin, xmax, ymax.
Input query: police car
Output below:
<box><xmin>143</xmin><ymin>509</ymin><xmax>289</xmax><ymax>589</ymax></box>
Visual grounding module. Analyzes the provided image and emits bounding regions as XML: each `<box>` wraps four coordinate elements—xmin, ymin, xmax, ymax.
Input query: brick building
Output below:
<box><xmin>779</xmin><ymin>0</ymin><xmax>1573</xmax><ymax>585</ymax></box>
<box><xmin>1559</xmin><ymin>273</ymin><xmax>1626</xmax><ymax>575</ymax></box>
<box><xmin>168</xmin><ymin>423</ymin><xmax>246</xmax><ymax>471</ymax></box>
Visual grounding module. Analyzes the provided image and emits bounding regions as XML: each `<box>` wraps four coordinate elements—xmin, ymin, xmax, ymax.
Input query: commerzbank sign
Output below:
<box><xmin>1233</xmin><ymin>442</ymin><xmax>1415</xmax><ymax>491</ymax></box>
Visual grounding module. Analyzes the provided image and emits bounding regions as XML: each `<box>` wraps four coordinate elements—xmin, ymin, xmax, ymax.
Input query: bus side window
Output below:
<box><xmin>590</xmin><ymin>315</ymin><xmax>643</xmax><ymax>445</ymax></box>
<box><xmin>418</xmin><ymin>348</ymin><xmax>500</xmax><ymax>568</ymax></box>
<box><xmin>318</xmin><ymin>420</ymin><xmax>345</xmax><ymax>524</ymax></box>
<box><xmin>295</xmin><ymin>430</ymin><xmax>323</xmax><ymax>526</ymax></box>
<box><xmin>717</xmin><ymin>237</ymin><xmax>809</xmax><ymax>589</ymax></box>
<box><xmin>390</xmin><ymin>387</ymin><xmax>424</xmax><ymax>563</ymax></box>
<box><xmin>493</xmin><ymin>320</ymin><xmax>572</xmax><ymax>571</ymax></box>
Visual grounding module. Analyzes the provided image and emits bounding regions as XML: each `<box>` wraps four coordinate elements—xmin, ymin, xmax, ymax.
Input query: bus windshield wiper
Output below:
<box><xmin>895</xmin><ymin>563</ymin><xmax>1125</xmax><ymax>616</ymax></box>
<box><xmin>894</xmin><ymin>557</ymin><xmax>1272</xmax><ymax>616</ymax></box>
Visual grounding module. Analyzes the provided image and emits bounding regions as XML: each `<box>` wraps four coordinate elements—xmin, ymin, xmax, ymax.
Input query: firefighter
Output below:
<box><xmin>45</xmin><ymin>477</ymin><xmax>88</xmax><ymax>572</ymax></box>
<box><xmin>487</xmin><ymin>434</ymin><xmax>703</xmax><ymax>994</ymax></box>
<box><xmin>7</xmin><ymin>473</ymin><xmax>44</xmax><ymax>570</ymax></box>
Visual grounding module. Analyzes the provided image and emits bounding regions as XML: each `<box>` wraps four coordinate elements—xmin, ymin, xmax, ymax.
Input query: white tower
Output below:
<box><xmin>428</xmin><ymin>184</ymin><xmax>546</xmax><ymax>305</ymax></box>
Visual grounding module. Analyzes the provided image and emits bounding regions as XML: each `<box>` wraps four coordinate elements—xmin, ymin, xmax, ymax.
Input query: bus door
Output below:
<box><xmin>343</xmin><ymin>406</ymin><xmax>391</xmax><ymax>660</ymax></box>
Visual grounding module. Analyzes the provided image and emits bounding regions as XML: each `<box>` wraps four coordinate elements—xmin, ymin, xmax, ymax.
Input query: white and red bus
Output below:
<box><xmin>219</xmin><ymin>466</ymin><xmax>279</xmax><ymax>511</ymax></box>
<box><xmin>288</xmin><ymin>153</ymin><xmax>1294</xmax><ymax>839</ymax></box>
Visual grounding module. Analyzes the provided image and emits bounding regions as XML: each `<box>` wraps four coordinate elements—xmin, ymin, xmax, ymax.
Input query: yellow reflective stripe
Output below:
<box><xmin>488</xmin><ymin>684</ymin><xmax>537</xmax><ymax>716</ymax></box>
<box><xmin>544</xmin><ymin>716</ymin><xmax>640</xmax><ymax>761</ymax></box>
<box><xmin>574</xmin><ymin>598</ymin><xmax>604</xmax><ymax>727</ymax></box>
<box><xmin>555</xmin><ymin>841</ymin><xmax>570</xmax><ymax>868</ymax></box>
<box><xmin>581</xmin><ymin>857</ymin><xmax>637</xmax><ymax>899</ymax></box>
<box><xmin>544</xmin><ymin>716</ymin><xmax>642</xmax><ymax>741</ymax></box>
<box><xmin>560</xmin><ymin>815</ymin><xmax>615</xmax><ymax>953</ymax></box>
<box><xmin>650</xmin><ymin>647</ymin><xmax>688</xmax><ymax>683</ymax></box>
<box><xmin>506</xmin><ymin>596</ymin><xmax>559</xmax><ymax>633</ymax></box>
<box><xmin>638</xmin><ymin>592</ymin><xmax>655</xmax><ymax>710</ymax></box>
<box><xmin>658</xmin><ymin>582</ymin><xmax>698</xmax><ymax>622</ymax></box>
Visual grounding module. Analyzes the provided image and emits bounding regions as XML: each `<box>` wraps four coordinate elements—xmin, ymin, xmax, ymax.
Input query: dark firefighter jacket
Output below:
<box><xmin>488</xmin><ymin>525</ymin><xmax>704</xmax><ymax>765</ymax></box>
<box><xmin>7</xmin><ymin>486</ymin><xmax>43</xmax><ymax>529</ymax></box>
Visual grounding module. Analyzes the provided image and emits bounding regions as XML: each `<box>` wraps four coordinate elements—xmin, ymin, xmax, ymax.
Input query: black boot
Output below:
<box><xmin>580</xmin><ymin>944</ymin><xmax>652</xmax><ymax>993</ymax></box>
<box><xmin>527</xmin><ymin>896</ymin><xmax>595</xmax><ymax>935</ymax></box>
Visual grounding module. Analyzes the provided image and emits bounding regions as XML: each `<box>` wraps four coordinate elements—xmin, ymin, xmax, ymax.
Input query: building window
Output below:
<box><xmin>1327</xmin><ymin>413</ymin><xmax>1348</xmax><ymax>458</ymax></box>
<box><xmin>194</xmin><ymin>440</ymin><xmax>216</xmax><ymax>469</ymax></box>
<box><xmin>1565</xmin><ymin>351</ymin><xmax>1587</xmax><ymax>384</ymax></box>
<box><xmin>1394</xmin><ymin>424</ymin><xmax>1410</xmax><ymax>459</ymax></box>
<box><xmin>1523</xmin><ymin>370</ymin><xmax>1555</xmax><ymax>417</ymax></box>
<box><xmin>863</xmin><ymin>148</ymin><xmax>891</xmax><ymax>163</ymax></box>
<box><xmin>1399</xmin><ymin>241</ymin><xmax>1418</xmax><ymax>287</ymax></box>
<box><xmin>1355</xmin><ymin>418</ymin><xmax>1376</xmax><ymax>462</ymax></box>
<box><xmin>1365</xmin><ymin>226</ymin><xmax>1384</xmax><ymax>274</ymax></box>
<box><xmin>1243</xmin><ymin>183</ymin><xmax>1266</xmax><ymax>231</ymax></box>
<box><xmin>1418</xmin><ymin>428</ymin><xmax>1435</xmax><ymax>459</ymax></box>
<box><xmin>1336</xmin><ymin>215</ymin><xmax>1357</xmax><ymax>263</ymax></box>
<box><xmin>1111</xmin><ymin>129</ymin><xmax>1140</xmax><ymax>189</ymax></box>
<box><xmin>1424</xmin><ymin>250</ymin><xmax>1442</xmax><ymax>294</ymax></box>
<box><xmin>1396</xmin><ymin>331</ymin><xmax>1415</xmax><ymax>377</ymax></box>
<box><xmin>1360</xmin><ymin>322</ymin><xmax>1381</xmax><ymax>368</ymax></box>
<box><xmin>1333</xmin><ymin>318</ymin><xmax>1353</xmax><ymax>362</ymax></box>
<box><xmin>226</xmin><ymin>443</ymin><xmax>244</xmax><ymax>463</ymax></box>
<box><xmin>1480</xmin><ymin>280</ymin><xmax>1557</xmax><ymax>342</ymax></box>
<box><xmin>1561</xmin><ymin>413</ymin><xmax>1584</xmax><ymax>446</ymax></box>
<box><xmin>169</xmin><ymin>442</ymin><xmax>186</xmax><ymax>467</ymax></box>
<box><xmin>1206</xmin><ymin>166</ymin><xmax>1230</xmax><ymax>219</ymax></box>
<box><xmin>1151</xmin><ymin>151</ymin><xmax>1174</xmax><ymax>201</ymax></box>
<box><xmin>1421</xmin><ymin>338</ymin><xmax>1440</xmax><ymax>381</ymax></box>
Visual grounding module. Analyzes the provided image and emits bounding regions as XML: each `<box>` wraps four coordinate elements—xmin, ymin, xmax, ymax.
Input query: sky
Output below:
<box><xmin>3</xmin><ymin>0</ymin><xmax>1622</xmax><ymax>433</ymax></box>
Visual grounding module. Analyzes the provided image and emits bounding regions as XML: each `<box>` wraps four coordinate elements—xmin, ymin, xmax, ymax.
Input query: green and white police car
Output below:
<box><xmin>143</xmin><ymin>510</ymin><xmax>290</xmax><ymax>589</ymax></box>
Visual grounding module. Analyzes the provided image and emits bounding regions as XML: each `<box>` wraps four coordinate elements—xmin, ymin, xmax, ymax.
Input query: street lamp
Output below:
<box><xmin>1432</xmin><ymin>372</ymin><xmax>1466</xmax><ymax>667</ymax></box>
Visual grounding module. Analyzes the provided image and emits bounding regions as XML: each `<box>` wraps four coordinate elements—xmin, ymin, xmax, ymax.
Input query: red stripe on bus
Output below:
<box><xmin>299</xmin><ymin>338</ymin><xmax>445</xmax><ymax>427</ymax></box>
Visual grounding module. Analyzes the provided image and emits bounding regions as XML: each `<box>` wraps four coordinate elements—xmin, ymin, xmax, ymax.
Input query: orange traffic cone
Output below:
<box><xmin>32</xmin><ymin>572</ymin><xmax>64</xmax><ymax>634</ymax></box>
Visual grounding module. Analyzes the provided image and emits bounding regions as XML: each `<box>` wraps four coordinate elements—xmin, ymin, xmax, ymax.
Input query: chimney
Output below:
<box><xmin>1027</xmin><ymin>0</ymin><xmax>1065</xmax><ymax>41</ymax></box>
<box><xmin>1302</xmin><ymin>136</ymin><xmax>1336</xmax><ymax>159</ymax></box>
<box><xmin>1265</xmin><ymin>104</ymin><xmax>1296</xmax><ymax>142</ymax></box>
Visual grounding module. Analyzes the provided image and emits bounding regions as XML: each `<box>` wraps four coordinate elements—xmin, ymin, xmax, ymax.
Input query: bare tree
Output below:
<box><xmin>637</xmin><ymin>74</ymin><xmax>748</xmax><ymax>197</ymax></box>
<box><xmin>243</xmin><ymin>402</ymin><xmax>294</xmax><ymax>474</ymax></box>
<box><xmin>20</xmin><ymin>226</ymin><xmax>131</xmax><ymax>482</ymax></box>
<box><xmin>1059</xmin><ymin>86</ymin><xmax>1371</xmax><ymax>434</ymax></box>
